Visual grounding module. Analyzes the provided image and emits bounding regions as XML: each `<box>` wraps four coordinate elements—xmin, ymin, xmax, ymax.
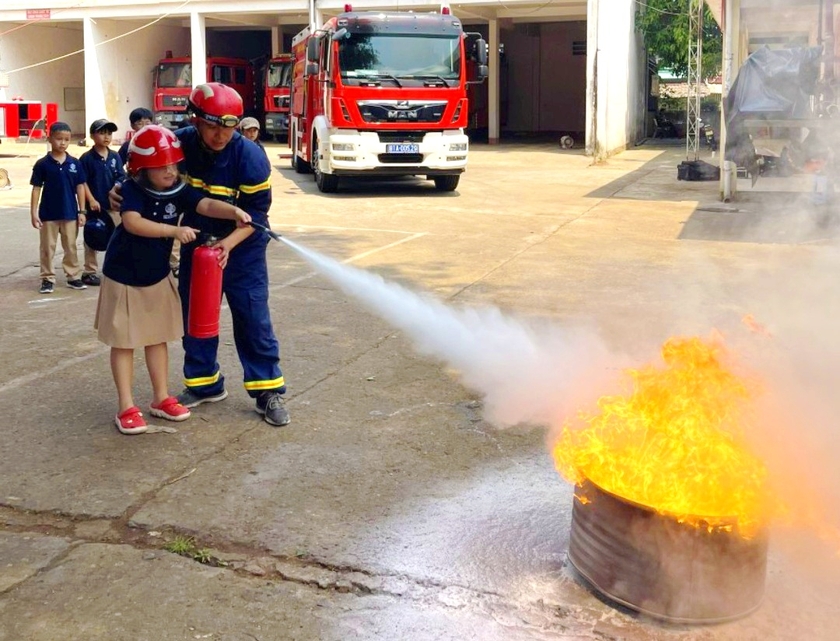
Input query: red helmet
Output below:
<box><xmin>127</xmin><ymin>125</ymin><xmax>185</xmax><ymax>174</ymax></box>
<box><xmin>188</xmin><ymin>83</ymin><xmax>243</xmax><ymax>128</ymax></box>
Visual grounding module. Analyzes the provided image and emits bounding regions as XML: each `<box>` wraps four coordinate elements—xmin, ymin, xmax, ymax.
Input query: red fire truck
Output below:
<box><xmin>262</xmin><ymin>54</ymin><xmax>294</xmax><ymax>141</ymax></box>
<box><xmin>153</xmin><ymin>53</ymin><xmax>256</xmax><ymax>129</ymax></box>
<box><xmin>290</xmin><ymin>8</ymin><xmax>487</xmax><ymax>193</ymax></box>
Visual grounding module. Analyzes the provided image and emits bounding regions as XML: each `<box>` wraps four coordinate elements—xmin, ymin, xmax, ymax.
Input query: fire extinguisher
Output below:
<box><xmin>187</xmin><ymin>238</ymin><xmax>223</xmax><ymax>339</ymax></box>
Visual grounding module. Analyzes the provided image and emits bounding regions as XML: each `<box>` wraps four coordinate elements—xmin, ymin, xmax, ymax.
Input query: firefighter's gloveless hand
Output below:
<box><xmin>233</xmin><ymin>207</ymin><xmax>252</xmax><ymax>228</ymax></box>
<box><xmin>215</xmin><ymin>238</ymin><xmax>234</xmax><ymax>269</ymax></box>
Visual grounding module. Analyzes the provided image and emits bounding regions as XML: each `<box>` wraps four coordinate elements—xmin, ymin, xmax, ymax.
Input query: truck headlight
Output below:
<box><xmin>448</xmin><ymin>143</ymin><xmax>467</xmax><ymax>152</ymax></box>
<box><xmin>332</xmin><ymin>143</ymin><xmax>355</xmax><ymax>151</ymax></box>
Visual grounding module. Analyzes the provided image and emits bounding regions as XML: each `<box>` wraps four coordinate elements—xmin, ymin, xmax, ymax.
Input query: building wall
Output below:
<box><xmin>501</xmin><ymin>21</ymin><xmax>587</xmax><ymax>134</ymax></box>
<box><xmin>587</xmin><ymin>0</ymin><xmax>646</xmax><ymax>160</ymax></box>
<box><xmin>85</xmin><ymin>19</ymin><xmax>189</xmax><ymax>138</ymax></box>
<box><xmin>1</xmin><ymin>23</ymin><xmax>85</xmax><ymax>132</ymax></box>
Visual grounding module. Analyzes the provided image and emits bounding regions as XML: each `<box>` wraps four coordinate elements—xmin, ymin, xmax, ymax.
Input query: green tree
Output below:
<box><xmin>636</xmin><ymin>0</ymin><xmax>722</xmax><ymax>80</ymax></box>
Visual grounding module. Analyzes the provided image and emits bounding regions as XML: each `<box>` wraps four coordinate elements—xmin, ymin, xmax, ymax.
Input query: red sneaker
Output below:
<box><xmin>115</xmin><ymin>406</ymin><xmax>148</xmax><ymax>435</ymax></box>
<box><xmin>150</xmin><ymin>396</ymin><xmax>191</xmax><ymax>422</ymax></box>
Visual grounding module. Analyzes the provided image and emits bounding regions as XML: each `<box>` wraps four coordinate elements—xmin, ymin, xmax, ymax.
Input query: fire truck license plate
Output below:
<box><xmin>386</xmin><ymin>143</ymin><xmax>419</xmax><ymax>154</ymax></box>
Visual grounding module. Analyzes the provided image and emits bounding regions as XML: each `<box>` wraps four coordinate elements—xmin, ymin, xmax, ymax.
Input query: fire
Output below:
<box><xmin>552</xmin><ymin>336</ymin><xmax>769</xmax><ymax>537</ymax></box>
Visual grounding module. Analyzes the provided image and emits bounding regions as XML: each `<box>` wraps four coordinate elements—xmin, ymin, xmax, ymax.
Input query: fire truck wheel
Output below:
<box><xmin>433</xmin><ymin>175</ymin><xmax>460</xmax><ymax>192</ymax></box>
<box><xmin>313</xmin><ymin>136</ymin><xmax>339</xmax><ymax>193</ymax></box>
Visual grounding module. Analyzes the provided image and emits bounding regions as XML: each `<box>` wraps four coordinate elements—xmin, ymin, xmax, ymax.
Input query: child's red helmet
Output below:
<box><xmin>127</xmin><ymin>125</ymin><xmax>185</xmax><ymax>175</ymax></box>
<box><xmin>188</xmin><ymin>83</ymin><xmax>244</xmax><ymax>128</ymax></box>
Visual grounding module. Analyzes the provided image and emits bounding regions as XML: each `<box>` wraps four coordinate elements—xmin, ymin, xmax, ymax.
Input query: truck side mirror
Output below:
<box><xmin>478</xmin><ymin>64</ymin><xmax>488</xmax><ymax>79</ymax></box>
<box><xmin>306</xmin><ymin>62</ymin><xmax>319</xmax><ymax>76</ymax></box>
<box><xmin>475</xmin><ymin>38</ymin><xmax>488</xmax><ymax>65</ymax></box>
<box><xmin>306</xmin><ymin>37</ymin><xmax>320</xmax><ymax>63</ymax></box>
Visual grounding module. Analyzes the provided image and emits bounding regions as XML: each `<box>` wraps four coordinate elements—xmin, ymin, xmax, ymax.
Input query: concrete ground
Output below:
<box><xmin>1</xmin><ymin>137</ymin><xmax>839</xmax><ymax>640</ymax></box>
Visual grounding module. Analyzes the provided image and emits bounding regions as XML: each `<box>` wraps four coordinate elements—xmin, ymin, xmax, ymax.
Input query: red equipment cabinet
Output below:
<box><xmin>0</xmin><ymin>100</ymin><xmax>58</xmax><ymax>139</ymax></box>
<box><xmin>188</xmin><ymin>243</ymin><xmax>224</xmax><ymax>339</ymax></box>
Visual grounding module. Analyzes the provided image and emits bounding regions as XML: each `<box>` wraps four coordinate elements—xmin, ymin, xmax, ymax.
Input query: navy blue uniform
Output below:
<box><xmin>80</xmin><ymin>148</ymin><xmax>125</xmax><ymax>219</ymax></box>
<box><xmin>30</xmin><ymin>153</ymin><xmax>86</xmax><ymax>221</ymax></box>
<box><xmin>175</xmin><ymin>127</ymin><xmax>284</xmax><ymax>398</ymax></box>
<box><xmin>104</xmin><ymin>180</ymin><xmax>202</xmax><ymax>287</ymax></box>
<box><xmin>118</xmin><ymin>141</ymin><xmax>130</xmax><ymax>166</ymax></box>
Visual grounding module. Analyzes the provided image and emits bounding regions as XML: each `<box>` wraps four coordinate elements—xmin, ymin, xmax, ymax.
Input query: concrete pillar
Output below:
<box><xmin>83</xmin><ymin>17</ymin><xmax>107</xmax><ymax>141</ymax></box>
<box><xmin>271</xmin><ymin>26</ymin><xmax>283</xmax><ymax>55</ymax></box>
<box><xmin>488</xmin><ymin>19</ymin><xmax>500</xmax><ymax>145</ymax></box>
<box><xmin>190</xmin><ymin>12</ymin><xmax>207</xmax><ymax>87</ymax></box>
<box><xmin>584</xmin><ymin>0</ymin><xmax>599</xmax><ymax>158</ymax></box>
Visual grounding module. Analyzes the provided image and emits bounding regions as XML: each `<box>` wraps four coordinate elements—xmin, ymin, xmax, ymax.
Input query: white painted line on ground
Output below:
<box><xmin>0</xmin><ymin>348</ymin><xmax>108</xmax><ymax>395</ymax></box>
<box><xmin>29</xmin><ymin>297</ymin><xmax>70</xmax><ymax>304</ymax></box>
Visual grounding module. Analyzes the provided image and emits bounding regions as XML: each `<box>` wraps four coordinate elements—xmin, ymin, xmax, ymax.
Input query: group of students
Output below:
<box><xmin>29</xmin><ymin>84</ymin><xmax>288</xmax><ymax>436</ymax></box>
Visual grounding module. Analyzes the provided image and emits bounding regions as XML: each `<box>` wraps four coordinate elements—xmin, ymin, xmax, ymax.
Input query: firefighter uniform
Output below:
<box><xmin>175</xmin><ymin>126</ymin><xmax>285</xmax><ymax>399</ymax></box>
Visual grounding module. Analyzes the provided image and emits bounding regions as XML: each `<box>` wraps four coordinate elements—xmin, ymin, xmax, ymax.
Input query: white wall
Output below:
<box><xmin>85</xmin><ymin>19</ymin><xmax>189</xmax><ymax>140</ymax></box>
<box><xmin>586</xmin><ymin>0</ymin><xmax>646</xmax><ymax>160</ymax></box>
<box><xmin>1</xmin><ymin>23</ymin><xmax>85</xmax><ymax>133</ymax></box>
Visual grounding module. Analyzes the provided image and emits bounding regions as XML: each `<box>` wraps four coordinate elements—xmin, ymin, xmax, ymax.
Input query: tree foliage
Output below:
<box><xmin>636</xmin><ymin>0</ymin><xmax>722</xmax><ymax>80</ymax></box>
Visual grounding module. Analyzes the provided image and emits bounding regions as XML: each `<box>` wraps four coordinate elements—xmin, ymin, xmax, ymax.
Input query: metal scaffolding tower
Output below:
<box><xmin>686</xmin><ymin>0</ymin><xmax>704</xmax><ymax>160</ymax></box>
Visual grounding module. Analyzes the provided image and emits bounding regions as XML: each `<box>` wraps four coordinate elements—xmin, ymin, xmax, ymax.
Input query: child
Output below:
<box><xmin>118</xmin><ymin>107</ymin><xmax>153</xmax><ymax>165</ymax></box>
<box><xmin>239</xmin><ymin>117</ymin><xmax>266</xmax><ymax>152</ymax></box>
<box><xmin>80</xmin><ymin>119</ymin><xmax>125</xmax><ymax>286</ymax></box>
<box><xmin>29</xmin><ymin>121</ymin><xmax>88</xmax><ymax>294</ymax></box>
<box><xmin>94</xmin><ymin>124</ymin><xmax>252</xmax><ymax>435</ymax></box>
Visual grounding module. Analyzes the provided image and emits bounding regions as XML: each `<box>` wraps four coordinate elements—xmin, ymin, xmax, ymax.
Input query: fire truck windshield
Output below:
<box><xmin>338</xmin><ymin>34</ymin><xmax>460</xmax><ymax>83</ymax></box>
<box><xmin>157</xmin><ymin>63</ymin><xmax>192</xmax><ymax>88</ymax></box>
<box><xmin>267</xmin><ymin>62</ymin><xmax>293</xmax><ymax>88</ymax></box>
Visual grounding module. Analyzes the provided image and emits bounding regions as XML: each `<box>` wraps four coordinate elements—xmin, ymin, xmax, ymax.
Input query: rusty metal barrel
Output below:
<box><xmin>568</xmin><ymin>479</ymin><xmax>769</xmax><ymax>623</ymax></box>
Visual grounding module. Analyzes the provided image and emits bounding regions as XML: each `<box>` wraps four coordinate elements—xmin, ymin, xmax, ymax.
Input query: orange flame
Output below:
<box><xmin>552</xmin><ymin>336</ymin><xmax>770</xmax><ymax>537</ymax></box>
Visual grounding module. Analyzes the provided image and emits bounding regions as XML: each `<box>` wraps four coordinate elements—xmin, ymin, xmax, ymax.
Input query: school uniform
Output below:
<box><xmin>94</xmin><ymin>179</ymin><xmax>202</xmax><ymax>349</ymax></box>
<box><xmin>80</xmin><ymin>148</ymin><xmax>125</xmax><ymax>274</ymax></box>
<box><xmin>30</xmin><ymin>153</ymin><xmax>87</xmax><ymax>283</ymax></box>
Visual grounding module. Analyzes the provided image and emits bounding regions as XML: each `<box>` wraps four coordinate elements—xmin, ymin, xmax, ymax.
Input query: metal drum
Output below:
<box><xmin>568</xmin><ymin>479</ymin><xmax>769</xmax><ymax>623</ymax></box>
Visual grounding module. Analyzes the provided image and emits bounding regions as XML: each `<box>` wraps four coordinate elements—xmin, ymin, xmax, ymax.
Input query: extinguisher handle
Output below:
<box><xmin>249</xmin><ymin>221</ymin><xmax>282</xmax><ymax>242</ymax></box>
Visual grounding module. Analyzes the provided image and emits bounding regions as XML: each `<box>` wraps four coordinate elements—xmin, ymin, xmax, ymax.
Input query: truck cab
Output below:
<box><xmin>153</xmin><ymin>54</ymin><xmax>255</xmax><ymax>130</ymax></box>
<box><xmin>262</xmin><ymin>54</ymin><xmax>294</xmax><ymax>141</ymax></box>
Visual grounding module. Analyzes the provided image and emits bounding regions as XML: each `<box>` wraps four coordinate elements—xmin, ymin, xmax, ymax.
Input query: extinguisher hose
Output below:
<box><xmin>250</xmin><ymin>221</ymin><xmax>282</xmax><ymax>242</ymax></box>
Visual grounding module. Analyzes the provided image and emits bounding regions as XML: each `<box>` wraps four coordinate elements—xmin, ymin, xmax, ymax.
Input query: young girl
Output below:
<box><xmin>95</xmin><ymin>125</ymin><xmax>251</xmax><ymax>435</ymax></box>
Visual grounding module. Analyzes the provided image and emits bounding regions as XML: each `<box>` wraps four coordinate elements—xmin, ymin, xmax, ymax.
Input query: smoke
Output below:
<box><xmin>279</xmin><ymin>237</ymin><xmax>624</xmax><ymax>429</ymax></box>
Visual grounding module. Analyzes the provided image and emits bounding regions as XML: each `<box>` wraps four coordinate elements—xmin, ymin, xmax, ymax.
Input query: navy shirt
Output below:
<box><xmin>30</xmin><ymin>153</ymin><xmax>86</xmax><ymax>222</ymax></box>
<box><xmin>175</xmin><ymin>127</ymin><xmax>271</xmax><ymax>246</ymax></box>
<box><xmin>80</xmin><ymin>148</ymin><xmax>125</xmax><ymax>217</ymax></box>
<box><xmin>118</xmin><ymin>140</ymin><xmax>130</xmax><ymax>166</ymax></box>
<box><xmin>103</xmin><ymin>179</ymin><xmax>203</xmax><ymax>287</ymax></box>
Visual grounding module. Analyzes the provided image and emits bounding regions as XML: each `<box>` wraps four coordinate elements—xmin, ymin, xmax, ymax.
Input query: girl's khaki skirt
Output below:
<box><xmin>95</xmin><ymin>274</ymin><xmax>183</xmax><ymax>349</ymax></box>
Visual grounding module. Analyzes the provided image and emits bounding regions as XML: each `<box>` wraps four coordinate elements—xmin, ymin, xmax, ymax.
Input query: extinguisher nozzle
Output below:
<box><xmin>250</xmin><ymin>221</ymin><xmax>282</xmax><ymax>241</ymax></box>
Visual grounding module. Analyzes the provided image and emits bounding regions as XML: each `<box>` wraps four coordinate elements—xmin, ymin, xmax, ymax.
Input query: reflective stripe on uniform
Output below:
<box><xmin>184</xmin><ymin>175</ymin><xmax>238</xmax><ymax>198</ymax></box>
<box><xmin>243</xmin><ymin>376</ymin><xmax>285</xmax><ymax>391</ymax></box>
<box><xmin>239</xmin><ymin>177</ymin><xmax>271</xmax><ymax>195</ymax></box>
<box><xmin>184</xmin><ymin>371</ymin><xmax>221</xmax><ymax>388</ymax></box>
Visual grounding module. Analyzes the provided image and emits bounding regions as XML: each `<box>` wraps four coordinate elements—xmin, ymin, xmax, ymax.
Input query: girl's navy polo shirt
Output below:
<box><xmin>29</xmin><ymin>153</ymin><xmax>86</xmax><ymax>222</ymax></box>
<box><xmin>103</xmin><ymin>179</ymin><xmax>203</xmax><ymax>287</ymax></box>
<box><xmin>80</xmin><ymin>148</ymin><xmax>125</xmax><ymax>215</ymax></box>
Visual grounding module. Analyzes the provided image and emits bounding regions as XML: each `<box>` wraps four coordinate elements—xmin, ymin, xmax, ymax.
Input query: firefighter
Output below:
<box><xmin>174</xmin><ymin>83</ymin><xmax>289</xmax><ymax>426</ymax></box>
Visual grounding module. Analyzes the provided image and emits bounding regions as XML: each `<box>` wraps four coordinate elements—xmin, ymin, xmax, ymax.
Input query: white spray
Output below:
<box><xmin>278</xmin><ymin>236</ymin><xmax>619</xmax><ymax>428</ymax></box>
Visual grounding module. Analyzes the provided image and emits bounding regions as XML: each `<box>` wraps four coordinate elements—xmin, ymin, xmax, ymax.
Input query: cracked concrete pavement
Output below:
<box><xmin>1</xmin><ymin>139</ymin><xmax>840</xmax><ymax>640</ymax></box>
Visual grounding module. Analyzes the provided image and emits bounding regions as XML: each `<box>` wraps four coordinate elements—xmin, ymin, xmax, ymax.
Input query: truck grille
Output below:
<box><xmin>378</xmin><ymin>153</ymin><xmax>424</xmax><ymax>164</ymax></box>
<box><xmin>162</xmin><ymin>95</ymin><xmax>188</xmax><ymax>108</ymax></box>
<box><xmin>378</xmin><ymin>131</ymin><xmax>426</xmax><ymax>143</ymax></box>
<box><xmin>358</xmin><ymin>100</ymin><xmax>447</xmax><ymax>124</ymax></box>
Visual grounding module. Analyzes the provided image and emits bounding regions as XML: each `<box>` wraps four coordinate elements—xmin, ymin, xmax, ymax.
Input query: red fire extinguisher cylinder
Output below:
<box><xmin>188</xmin><ymin>242</ymin><xmax>223</xmax><ymax>339</ymax></box>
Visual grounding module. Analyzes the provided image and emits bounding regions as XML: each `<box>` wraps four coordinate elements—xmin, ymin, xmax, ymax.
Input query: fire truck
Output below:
<box><xmin>153</xmin><ymin>53</ymin><xmax>255</xmax><ymax>129</ymax></box>
<box><xmin>290</xmin><ymin>7</ymin><xmax>487</xmax><ymax>193</ymax></box>
<box><xmin>262</xmin><ymin>54</ymin><xmax>294</xmax><ymax>141</ymax></box>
